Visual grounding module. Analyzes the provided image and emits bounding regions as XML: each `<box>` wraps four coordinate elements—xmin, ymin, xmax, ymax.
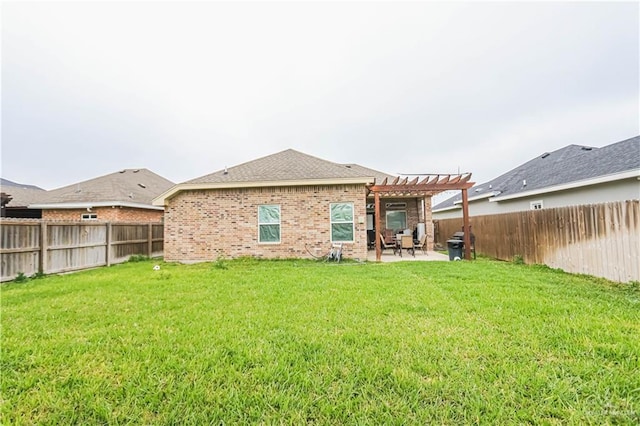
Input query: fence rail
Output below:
<box><xmin>434</xmin><ymin>200</ymin><xmax>639</xmax><ymax>283</ymax></box>
<box><xmin>0</xmin><ymin>220</ymin><xmax>164</xmax><ymax>282</ymax></box>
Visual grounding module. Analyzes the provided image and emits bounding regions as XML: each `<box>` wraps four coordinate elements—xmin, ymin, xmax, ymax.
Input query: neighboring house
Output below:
<box><xmin>153</xmin><ymin>149</ymin><xmax>470</xmax><ymax>262</ymax></box>
<box><xmin>29</xmin><ymin>169</ymin><xmax>174</xmax><ymax>222</ymax></box>
<box><xmin>433</xmin><ymin>135</ymin><xmax>640</xmax><ymax>219</ymax></box>
<box><xmin>0</xmin><ymin>178</ymin><xmax>47</xmax><ymax>218</ymax></box>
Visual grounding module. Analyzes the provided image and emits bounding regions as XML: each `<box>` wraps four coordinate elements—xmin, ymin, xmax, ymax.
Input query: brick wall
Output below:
<box><xmin>164</xmin><ymin>184</ymin><xmax>368</xmax><ymax>262</ymax></box>
<box><xmin>42</xmin><ymin>207</ymin><xmax>163</xmax><ymax>222</ymax></box>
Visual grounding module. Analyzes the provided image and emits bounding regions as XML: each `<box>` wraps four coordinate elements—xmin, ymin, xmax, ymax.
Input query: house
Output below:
<box><xmin>29</xmin><ymin>169</ymin><xmax>174</xmax><ymax>222</ymax></box>
<box><xmin>153</xmin><ymin>149</ymin><xmax>474</xmax><ymax>262</ymax></box>
<box><xmin>433</xmin><ymin>135</ymin><xmax>640</xmax><ymax>219</ymax></box>
<box><xmin>0</xmin><ymin>178</ymin><xmax>47</xmax><ymax>218</ymax></box>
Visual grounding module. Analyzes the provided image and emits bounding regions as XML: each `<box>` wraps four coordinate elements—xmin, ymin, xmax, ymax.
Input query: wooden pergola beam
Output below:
<box><xmin>368</xmin><ymin>183</ymin><xmax>474</xmax><ymax>193</ymax></box>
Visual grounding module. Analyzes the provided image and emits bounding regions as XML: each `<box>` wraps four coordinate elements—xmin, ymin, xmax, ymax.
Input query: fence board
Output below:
<box><xmin>0</xmin><ymin>221</ymin><xmax>40</xmax><ymax>279</ymax></box>
<box><xmin>0</xmin><ymin>220</ymin><xmax>164</xmax><ymax>281</ymax></box>
<box><xmin>434</xmin><ymin>201</ymin><xmax>639</xmax><ymax>282</ymax></box>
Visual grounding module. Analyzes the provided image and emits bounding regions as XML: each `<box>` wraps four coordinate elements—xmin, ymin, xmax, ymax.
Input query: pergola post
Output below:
<box><xmin>461</xmin><ymin>188</ymin><xmax>471</xmax><ymax>260</ymax></box>
<box><xmin>375</xmin><ymin>191</ymin><xmax>381</xmax><ymax>261</ymax></box>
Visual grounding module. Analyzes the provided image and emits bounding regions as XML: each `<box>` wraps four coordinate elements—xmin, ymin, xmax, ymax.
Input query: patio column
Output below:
<box><xmin>423</xmin><ymin>195</ymin><xmax>433</xmax><ymax>251</ymax></box>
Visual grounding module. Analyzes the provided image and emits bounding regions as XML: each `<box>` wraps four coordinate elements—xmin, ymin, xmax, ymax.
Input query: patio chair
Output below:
<box><xmin>399</xmin><ymin>234</ymin><xmax>414</xmax><ymax>257</ymax></box>
<box><xmin>413</xmin><ymin>234</ymin><xmax>427</xmax><ymax>255</ymax></box>
<box><xmin>379</xmin><ymin>233</ymin><xmax>397</xmax><ymax>255</ymax></box>
<box><xmin>381</xmin><ymin>229</ymin><xmax>396</xmax><ymax>246</ymax></box>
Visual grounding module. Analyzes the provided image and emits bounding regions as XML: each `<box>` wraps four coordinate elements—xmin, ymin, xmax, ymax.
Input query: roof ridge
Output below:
<box><xmin>185</xmin><ymin>149</ymin><xmax>371</xmax><ymax>185</ymax></box>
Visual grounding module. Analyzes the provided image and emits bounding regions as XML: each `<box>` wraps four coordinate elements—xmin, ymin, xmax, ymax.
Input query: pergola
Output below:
<box><xmin>366</xmin><ymin>173</ymin><xmax>475</xmax><ymax>261</ymax></box>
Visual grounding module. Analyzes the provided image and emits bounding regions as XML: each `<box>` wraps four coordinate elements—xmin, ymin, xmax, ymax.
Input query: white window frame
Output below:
<box><xmin>330</xmin><ymin>202</ymin><xmax>354</xmax><ymax>243</ymax></box>
<box><xmin>530</xmin><ymin>200</ymin><xmax>544</xmax><ymax>210</ymax></box>
<box><xmin>258</xmin><ymin>204</ymin><xmax>281</xmax><ymax>244</ymax></box>
<box><xmin>81</xmin><ymin>213</ymin><xmax>97</xmax><ymax>221</ymax></box>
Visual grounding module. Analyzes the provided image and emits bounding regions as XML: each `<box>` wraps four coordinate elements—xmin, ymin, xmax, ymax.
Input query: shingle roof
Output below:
<box><xmin>1</xmin><ymin>186</ymin><xmax>47</xmax><ymax>207</ymax></box>
<box><xmin>186</xmin><ymin>149</ymin><xmax>381</xmax><ymax>184</ymax></box>
<box><xmin>341</xmin><ymin>163</ymin><xmax>397</xmax><ymax>185</ymax></box>
<box><xmin>154</xmin><ymin>150</ymin><xmax>395</xmax><ymax>206</ymax></box>
<box><xmin>0</xmin><ymin>178</ymin><xmax>43</xmax><ymax>191</ymax></box>
<box><xmin>433</xmin><ymin>135</ymin><xmax>640</xmax><ymax>210</ymax></box>
<box><xmin>34</xmin><ymin>169</ymin><xmax>174</xmax><ymax>207</ymax></box>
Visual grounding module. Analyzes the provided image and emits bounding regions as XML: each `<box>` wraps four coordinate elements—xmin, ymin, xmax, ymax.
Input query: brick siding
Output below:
<box><xmin>164</xmin><ymin>184</ymin><xmax>368</xmax><ymax>262</ymax></box>
<box><xmin>42</xmin><ymin>207</ymin><xmax>163</xmax><ymax>222</ymax></box>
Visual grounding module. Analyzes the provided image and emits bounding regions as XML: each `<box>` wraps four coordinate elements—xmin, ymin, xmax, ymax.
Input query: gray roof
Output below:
<box><xmin>186</xmin><ymin>149</ymin><xmax>386</xmax><ymax>184</ymax></box>
<box><xmin>433</xmin><ymin>135</ymin><xmax>640</xmax><ymax>210</ymax></box>
<box><xmin>34</xmin><ymin>168</ymin><xmax>174</xmax><ymax>207</ymax></box>
<box><xmin>0</xmin><ymin>178</ymin><xmax>44</xmax><ymax>190</ymax></box>
<box><xmin>1</xmin><ymin>186</ymin><xmax>47</xmax><ymax>207</ymax></box>
<box><xmin>341</xmin><ymin>163</ymin><xmax>397</xmax><ymax>185</ymax></box>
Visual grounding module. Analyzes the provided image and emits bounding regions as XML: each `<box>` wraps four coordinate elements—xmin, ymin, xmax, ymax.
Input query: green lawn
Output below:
<box><xmin>2</xmin><ymin>258</ymin><xmax>639</xmax><ymax>424</ymax></box>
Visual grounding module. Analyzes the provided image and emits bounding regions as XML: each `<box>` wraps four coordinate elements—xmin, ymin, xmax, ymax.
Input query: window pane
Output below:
<box><xmin>259</xmin><ymin>205</ymin><xmax>280</xmax><ymax>224</ymax></box>
<box><xmin>259</xmin><ymin>224</ymin><xmax>280</xmax><ymax>242</ymax></box>
<box><xmin>386</xmin><ymin>211</ymin><xmax>406</xmax><ymax>230</ymax></box>
<box><xmin>332</xmin><ymin>223</ymin><xmax>353</xmax><ymax>241</ymax></box>
<box><xmin>331</xmin><ymin>203</ymin><xmax>353</xmax><ymax>222</ymax></box>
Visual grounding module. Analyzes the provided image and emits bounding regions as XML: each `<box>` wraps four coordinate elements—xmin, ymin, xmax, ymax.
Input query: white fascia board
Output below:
<box><xmin>453</xmin><ymin>190</ymin><xmax>501</xmax><ymax>205</ymax></box>
<box><xmin>29</xmin><ymin>201</ymin><xmax>165</xmax><ymax>211</ymax></box>
<box><xmin>153</xmin><ymin>177</ymin><xmax>375</xmax><ymax>206</ymax></box>
<box><xmin>490</xmin><ymin>169</ymin><xmax>640</xmax><ymax>202</ymax></box>
<box><xmin>432</xmin><ymin>204</ymin><xmax>462</xmax><ymax>213</ymax></box>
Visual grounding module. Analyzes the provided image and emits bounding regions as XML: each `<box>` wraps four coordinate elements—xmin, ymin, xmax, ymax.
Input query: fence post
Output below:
<box><xmin>39</xmin><ymin>221</ymin><xmax>48</xmax><ymax>274</ymax></box>
<box><xmin>147</xmin><ymin>223</ymin><xmax>153</xmax><ymax>257</ymax></box>
<box><xmin>106</xmin><ymin>222</ymin><xmax>112</xmax><ymax>267</ymax></box>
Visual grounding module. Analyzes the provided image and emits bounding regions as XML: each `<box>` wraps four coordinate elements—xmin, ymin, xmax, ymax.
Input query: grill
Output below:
<box><xmin>451</xmin><ymin>230</ymin><xmax>476</xmax><ymax>259</ymax></box>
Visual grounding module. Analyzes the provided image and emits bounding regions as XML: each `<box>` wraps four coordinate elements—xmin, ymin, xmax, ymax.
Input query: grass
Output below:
<box><xmin>2</xmin><ymin>258</ymin><xmax>639</xmax><ymax>424</ymax></box>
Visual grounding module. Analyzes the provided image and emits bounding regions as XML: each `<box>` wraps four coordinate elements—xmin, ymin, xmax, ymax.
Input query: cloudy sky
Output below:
<box><xmin>2</xmin><ymin>1</ymin><xmax>638</xmax><ymax>194</ymax></box>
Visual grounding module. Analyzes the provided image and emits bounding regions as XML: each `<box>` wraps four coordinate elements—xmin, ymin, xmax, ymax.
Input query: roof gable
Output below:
<box><xmin>433</xmin><ymin>135</ymin><xmax>640</xmax><ymax>210</ymax></box>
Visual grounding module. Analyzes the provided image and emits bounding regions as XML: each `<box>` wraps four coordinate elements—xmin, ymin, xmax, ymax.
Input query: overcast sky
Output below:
<box><xmin>2</xmin><ymin>1</ymin><xmax>638</xmax><ymax>195</ymax></box>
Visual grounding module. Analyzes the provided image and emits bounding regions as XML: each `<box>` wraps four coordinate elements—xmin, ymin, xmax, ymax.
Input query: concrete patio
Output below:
<box><xmin>366</xmin><ymin>249</ymin><xmax>450</xmax><ymax>262</ymax></box>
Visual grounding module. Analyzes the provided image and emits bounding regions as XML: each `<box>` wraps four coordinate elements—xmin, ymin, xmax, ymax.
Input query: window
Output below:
<box><xmin>330</xmin><ymin>203</ymin><xmax>354</xmax><ymax>242</ymax></box>
<box><xmin>81</xmin><ymin>213</ymin><xmax>97</xmax><ymax>221</ymax></box>
<box><xmin>258</xmin><ymin>205</ymin><xmax>280</xmax><ymax>243</ymax></box>
<box><xmin>530</xmin><ymin>200</ymin><xmax>543</xmax><ymax>210</ymax></box>
<box><xmin>386</xmin><ymin>210</ymin><xmax>407</xmax><ymax>230</ymax></box>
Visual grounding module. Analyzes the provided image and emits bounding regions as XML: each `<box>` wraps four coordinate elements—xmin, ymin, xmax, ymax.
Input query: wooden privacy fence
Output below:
<box><xmin>0</xmin><ymin>220</ymin><xmax>164</xmax><ymax>282</ymax></box>
<box><xmin>434</xmin><ymin>200</ymin><xmax>639</xmax><ymax>283</ymax></box>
